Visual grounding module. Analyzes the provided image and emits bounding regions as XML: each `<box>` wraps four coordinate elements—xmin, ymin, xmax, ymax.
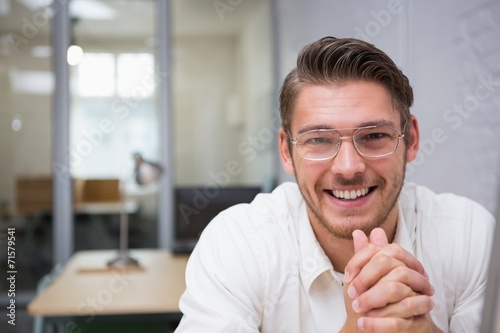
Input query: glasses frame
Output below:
<box><xmin>289</xmin><ymin>124</ymin><xmax>406</xmax><ymax>161</ymax></box>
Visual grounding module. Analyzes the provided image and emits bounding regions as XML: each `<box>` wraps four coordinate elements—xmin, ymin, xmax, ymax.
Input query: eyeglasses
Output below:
<box><xmin>289</xmin><ymin>124</ymin><xmax>405</xmax><ymax>161</ymax></box>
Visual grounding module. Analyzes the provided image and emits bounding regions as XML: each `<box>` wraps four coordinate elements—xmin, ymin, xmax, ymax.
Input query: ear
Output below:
<box><xmin>279</xmin><ymin>128</ymin><xmax>295</xmax><ymax>175</ymax></box>
<box><xmin>405</xmin><ymin>115</ymin><xmax>420</xmax><ymax>163</ymax></box>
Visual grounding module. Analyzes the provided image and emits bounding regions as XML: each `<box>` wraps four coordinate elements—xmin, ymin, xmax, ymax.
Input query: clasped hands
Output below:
<box><xmin>340</xmin><ymin>228</ymin><xmax>441</xmax><ymax>333</ymax></box>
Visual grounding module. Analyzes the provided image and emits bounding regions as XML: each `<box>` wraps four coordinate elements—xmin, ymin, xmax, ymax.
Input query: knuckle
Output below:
<box><xmin>387</xmin><ymin>243</ymin><xmax>404</xmax><ymax>257</ymax></box>
<box><xmin>417</xmin><ymin>296</ymin><xmax>434</xmax><ymax>315</ymax></box>
<box><xmin>367</xmin><ymin>243</ymin><xmax>379</xmax><ymax>253</ymax></box>
<box><xmin>386</xmin><ymin>318</ymin><xmax>405</xmax><ymax>332</ymax></box>
<box><xmin>403</xmin><ymin>297</ymin><xmax>416</xmax><ymax>314</ymax></box>
<box><xmin>374</xmin><ymin>254</ymin><xmax>391</xmax><ymax>267</ymax></box>
<box><xmin>385</xmin><ymin>282</ymin><xmax>402</xmax><ymax>298</ymax></box>
<box><xmin>405</xmin><ymin>295</ymin><xmax>432</xmax><ymax>316</ymax></box>
<box><xmin>392</xmin><ymin>265</ymin><xmax>410</xmax><ymax>281</ymax></box>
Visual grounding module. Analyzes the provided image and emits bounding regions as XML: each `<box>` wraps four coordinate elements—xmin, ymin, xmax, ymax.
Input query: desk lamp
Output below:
<box><xmin>108</xmin><ymin>153</ymin><xmax>163</xmax><ymax>268</ymax></box>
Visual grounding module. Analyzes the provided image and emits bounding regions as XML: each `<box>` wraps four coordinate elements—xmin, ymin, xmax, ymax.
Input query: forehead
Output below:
<box><xmin>291</xmin><ymin>81</ymin><xmax>400</xmax><ymax>132</ymax></box>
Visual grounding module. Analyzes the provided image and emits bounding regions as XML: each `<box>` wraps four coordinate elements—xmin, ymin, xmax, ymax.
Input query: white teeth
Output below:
<box><xmin>331</xmin><ymin>188</ymin><xmax>369</xmax><ymax>200</ymax></box>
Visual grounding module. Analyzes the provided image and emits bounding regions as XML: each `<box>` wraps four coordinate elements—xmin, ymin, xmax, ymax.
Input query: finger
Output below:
<box><xmin>345</xmin><ymin>241</ymin><xmax>383</xmax><ymax>285</ymax></box>
<box><xmin>346</xmin><ymin>230</ymin><xmax>372</xmax><ymax>284</ymax></box>
<box><xmin>352</xmin><ymin>281</ymin><xmax>415</xmax><ymax>313</ymax></box>
<box><xmin>357</xmin><ymin>316</ymin><xmax>412</xmax><ymax>333</ymax></box>
<box><xmin>369</xmin><ymin>228</ymin><xmax>389</xmax><ymax>246</ymax></box>
<box><xmin>377</xmin><ymin>244</ymin><xmax>429</xmax><ymax>279</ymax></box>
<box><xmin>357</xmin><ymin>313</ymin><xmax>434</xmax><ymax>333</ymax></box>
<box><xmin>365</xmin><ymin>295</ymin><xmax>435</xmax><ymax>319</ymax></box>
<box><xmin>347</xmin><ymin>228</ymin><xmax>388</xmax><ymax>283</ymax></box>
<box><xmin>342</xmin><ymin>281</ymin><xmax>364</xmax><ymax>331</ymax></box>
<box><xmin>353</xmin><ymin>229</ymin><xmax>369</xmax><ymax>252</ymax></box>
<box><xmin>351</xmin><ymin>243</ymin><xmax>428</xmax><ymax>283</ymax></box>
<box><xmin>347</xmin><ymin>253</ymin><xmax>400</xmax><ymax>299</ymax></box>
<box><xmin>380</xmin><ymin>265</ymin><xmax>434</xmax><ymax>296</ymax></box>
<box><xmin>351</xmin><ymin>256</ymin><xmax>434</xmax><ymax>300</ymax></box>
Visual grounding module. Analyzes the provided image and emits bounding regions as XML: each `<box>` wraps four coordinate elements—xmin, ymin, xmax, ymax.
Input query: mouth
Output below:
<box><xmin>328</xmin><ymin>186</ymin><xmax>375</xmax><ymax>200</ymax></box>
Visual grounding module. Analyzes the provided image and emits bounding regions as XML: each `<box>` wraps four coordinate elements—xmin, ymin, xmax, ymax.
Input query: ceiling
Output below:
<box><xmin>0</xmin><ymin>0</ymin><xmax>268</xmax><ymax>91</ymax></box>
<box><xmin>0</xmin><ymin>0</ymin><xmax>266</xmax><ymax>41</ymax></box>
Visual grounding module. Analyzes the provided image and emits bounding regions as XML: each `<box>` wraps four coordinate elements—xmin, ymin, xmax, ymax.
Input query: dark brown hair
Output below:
<box><xmin>280</xmin><ymin>37</ymin><xmax>413</xmax><ymax>145</ymax></box>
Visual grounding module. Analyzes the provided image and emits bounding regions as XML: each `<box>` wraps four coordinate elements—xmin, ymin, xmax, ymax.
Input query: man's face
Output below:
<box><xmin>279</xmin><ymin>81</ymin><xmax>419</xmax><ymax>239</ymax></box>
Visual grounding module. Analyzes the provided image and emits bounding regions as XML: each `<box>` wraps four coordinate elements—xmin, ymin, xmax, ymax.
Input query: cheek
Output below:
<box><xmin>295</xmin><ymin>160</ymin><xmax>332</xmax><ymax>181</ymax></box>
<box><xmin>388</xmin><ymin>144</ymin><xmax>408</xmax><ymax>165</ymax></box>
<box><xmin>366</xmin><ymin>156</ymin><xmax>405</xmax><ymax>178</ymax></box>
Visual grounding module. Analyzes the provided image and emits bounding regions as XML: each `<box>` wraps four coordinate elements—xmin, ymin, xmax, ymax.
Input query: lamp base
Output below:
<box><xmin>107</xmin><ymin>253</ymin><xmax>140</xmax><ymax>268</ymax></box>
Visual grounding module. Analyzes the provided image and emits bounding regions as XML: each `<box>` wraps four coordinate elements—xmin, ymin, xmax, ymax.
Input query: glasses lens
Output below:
<box><xmin>353</xmin><ymin>127</ymin><xmax>399</xmax><ymax>157</ymax></box>
<box><xmin>296</xmin><ymin>130</ymin><xmax>340</xmax><ymax>160</ymax></box>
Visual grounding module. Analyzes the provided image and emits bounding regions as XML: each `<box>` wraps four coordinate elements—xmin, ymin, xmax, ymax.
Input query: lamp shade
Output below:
<box><xmin>133</xmin><ymin>152</ymin><xmax>163</xmax><ymax>186</ymax></box>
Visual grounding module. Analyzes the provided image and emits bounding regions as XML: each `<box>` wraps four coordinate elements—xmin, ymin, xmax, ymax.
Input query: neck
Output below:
<box><xmin>312</xmin><ymin>206</ymin><xmax>399</xmax><ymax>273</ymax></box>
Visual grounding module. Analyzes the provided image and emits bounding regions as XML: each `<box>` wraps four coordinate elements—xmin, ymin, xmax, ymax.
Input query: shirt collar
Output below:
<box><xmin>297</xmin><ymin>201</ymin><xmax>334</xmax><ymax>290</ymax></box>
<box><xmin>393</xmin><ymin>189</ymin><xmax>418</xmax><ymax>256</ymax></box>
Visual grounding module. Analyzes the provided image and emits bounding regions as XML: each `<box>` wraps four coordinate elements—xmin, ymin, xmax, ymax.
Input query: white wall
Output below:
<box><xmin>274</xmin><ymin>0</ymin><xmax>500</xmax><ymax>215</ymax></box>
<box><xmin>0</xmin><ymin>34</ymin><xmax>52</xmax><ymax>204</ymax></box>
<box><xmin>405</xmin><ymin>1</ymin><xmax>500</xmax><ymax>216</ymax></box>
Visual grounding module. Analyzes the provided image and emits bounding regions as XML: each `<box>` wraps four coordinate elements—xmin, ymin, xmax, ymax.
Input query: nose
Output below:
<box><xmin>330</xmin><ymin>137</ymin><xmax>366</xmax><ymax>178</ymax></box>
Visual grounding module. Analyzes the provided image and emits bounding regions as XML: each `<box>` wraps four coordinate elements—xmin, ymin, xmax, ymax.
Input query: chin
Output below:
<box><xmin>324</xmin><ymin>216</ymin><xmax>382</xmax><ymax>240</ymax></box>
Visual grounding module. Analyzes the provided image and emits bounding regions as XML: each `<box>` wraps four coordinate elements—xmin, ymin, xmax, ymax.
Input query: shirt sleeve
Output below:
<box><xmin>448</xmin><ymin>200</ymin><xmax>496</xmax><ymax>332</ymax></box>
<box><xmin>175</xmin><ymin>209</ymin><xmax>266</xmax><ymax>333</ymax></box>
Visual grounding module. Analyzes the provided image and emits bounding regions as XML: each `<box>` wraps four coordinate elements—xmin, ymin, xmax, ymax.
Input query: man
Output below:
<box><xmin>174</xmin><ymin>37</ymin><xmax>495</xmax><ymax>333</ymax></box>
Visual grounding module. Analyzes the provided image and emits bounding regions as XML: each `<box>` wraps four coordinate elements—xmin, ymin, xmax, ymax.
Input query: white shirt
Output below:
<box><xmin>175</xmin><ymin>182</ymin><xmax>495</xmax><ymax>333</ymax></box>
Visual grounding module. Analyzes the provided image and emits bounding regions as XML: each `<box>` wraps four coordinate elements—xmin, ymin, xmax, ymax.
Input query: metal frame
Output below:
<box><xmin>52</xmin><ymin>0</ymin><xmax>73</xmax><ymax>266</ymax></box>
<box><xmin>157</xmin><ymin>0</ymin><xmax>174</xmax><ymax>250</ymax></box>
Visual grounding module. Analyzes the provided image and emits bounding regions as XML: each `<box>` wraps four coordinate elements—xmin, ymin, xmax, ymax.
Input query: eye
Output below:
<box><xmin>364</xmin><ymin>132</ymin><xmax>390</xmax><ymax>141</ymax></box>
<box><xmin>303</xmin><ymin>136</ymin><xmax>335</xmax><ymax>145</ymax></box>
<box><xmin>357</xmin><ymin>127</ymin><xmax>396</xmax><ymax>142</ymax></box>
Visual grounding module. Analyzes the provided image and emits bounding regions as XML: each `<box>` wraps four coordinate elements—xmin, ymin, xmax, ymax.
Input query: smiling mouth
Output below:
<box><xmin>328</xmin><ymin>187</ymin><xmax>375</xmax><ymax>200</ymax></box>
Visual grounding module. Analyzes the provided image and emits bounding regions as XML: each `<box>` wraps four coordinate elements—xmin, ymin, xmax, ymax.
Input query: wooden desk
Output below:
<box><xmin>4</xmin><ymin>200</ymin><xmax>139</xmax><ymax>218</ymax></box>
<box><xmin>74</xmin><ymin>200</ymin><xmax>139</xmax><ymax>215</ymax></box>
<box><xmin>28</xmin><ymin>249</ymin><xmax>188</xmax><ymax>317</ymax></box>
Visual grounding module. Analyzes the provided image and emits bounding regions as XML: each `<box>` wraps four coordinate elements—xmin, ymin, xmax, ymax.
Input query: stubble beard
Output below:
<box><xmin>295</xmin><ymin>162</ymin><xmax>407</xmax><ymax>240</ymax></box>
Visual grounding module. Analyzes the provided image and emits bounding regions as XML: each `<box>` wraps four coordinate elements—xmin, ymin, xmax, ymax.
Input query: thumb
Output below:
<box><xmin>369</xmin><ymin>228</ymin><xmax>389</xmax><ymax>246</ymax></box>
<box><xmin>352</xmin><ymin>229</ymin><xmax>369</xmax><ymax>253</ymax></box>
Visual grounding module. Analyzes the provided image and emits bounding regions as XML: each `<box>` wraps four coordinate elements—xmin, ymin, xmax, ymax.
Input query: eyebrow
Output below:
<box><xmin>296</xmin><ymin>119</ymin><xmax>398</xmax><ymax>135</ymax></box>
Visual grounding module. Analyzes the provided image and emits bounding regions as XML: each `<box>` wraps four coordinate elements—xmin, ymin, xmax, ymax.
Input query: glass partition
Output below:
<box><xmin>171</xmin><ymin>0</ymin><xmax>275</xmax><ymax>188</ymax></box>
<box><xmin>68</xmin><ymin>0</ymin><xmax>160</xmax><ymax>251</ymax></box>
<box><xmin>0</xmin><ymin>0</ymin><xmax>53</xmax><ymax>297</ymax></box>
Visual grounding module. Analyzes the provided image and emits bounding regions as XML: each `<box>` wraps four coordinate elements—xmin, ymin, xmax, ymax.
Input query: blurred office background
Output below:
<box><xmin>0</xmin><ymin>0</ymin><xmax>499</xmax><ymax>332</ymax></box>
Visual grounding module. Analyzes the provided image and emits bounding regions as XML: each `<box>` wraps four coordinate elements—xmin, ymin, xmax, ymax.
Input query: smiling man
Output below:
<box><xmin>175</xmin><ymin>37</ymin><xmax>495</xmax><ymax>333</ymax></box>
